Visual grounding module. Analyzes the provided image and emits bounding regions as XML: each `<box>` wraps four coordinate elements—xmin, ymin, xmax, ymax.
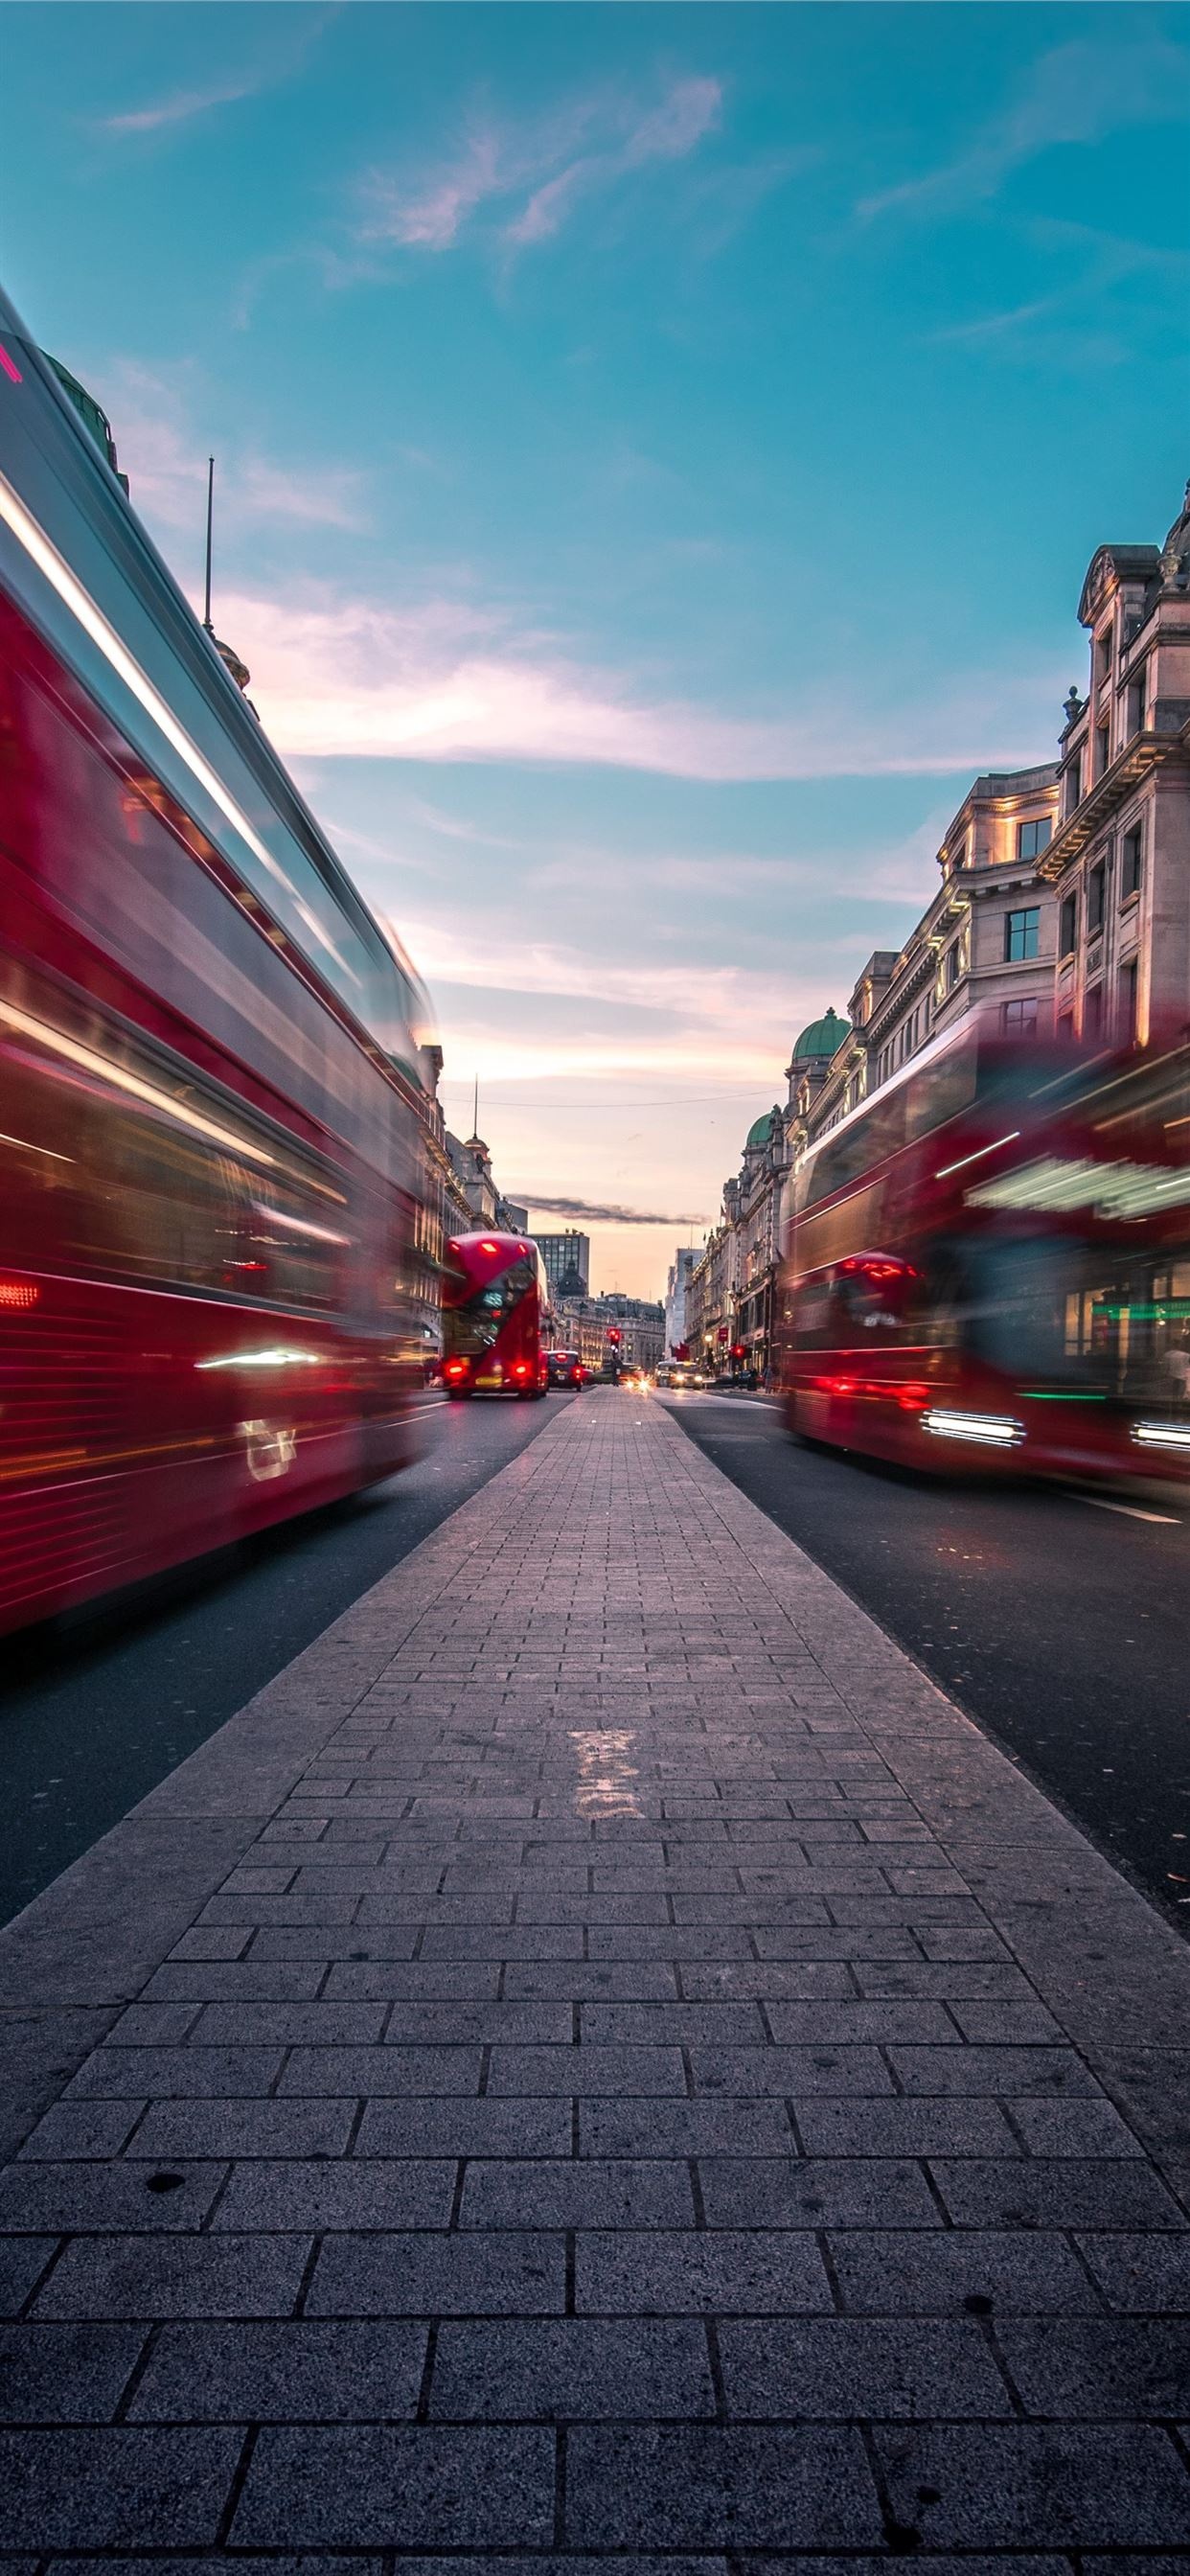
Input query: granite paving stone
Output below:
<box><xmin>128</xmin><ymin>2319</ymin><xmax>428</xmax><ymax>2420</ymax></box>
<box><xmin>308</xmin><ymin>2231</ymin><xmax>567</xmax><ymax>2315</ymax></box>
<box><xmin>0</xmin><ymin>2428</ymin><xmax>242</xmax><ymax>2547</ymax></box>
<box><xmin>32</xmin><ymin>2232</ymin><xmax>312</xmax><ymax>2320</ymax></box>
<box><xmin>827</xmin><ymin>2226</ymin><xmax>1104</xmax><ymax>2313</ymax></box>
<box><xmin>563</xmin><ymin>2425</ymin><xmax>882</xmax><ymax>2548</ymax></box>
<box><xmin>1</xmin><ymin>1392</ymin><xmax>1188</xmax><ymax>2568</ymax></box>
<box><xmin>459</xmin><ymin>2157</ymin><xmax>696</xmax><ymax>2229</ymax></box>
<box><xmin>0</xmin><ymin>2321</ymin><xmax>147</xmax><ymax>2421</ymax></box>
<box><xmin>230</xmin><ymin>2425</ymin><xmax>555</xmax><ymax>2547</ymax></box>
<box><xmin>427</xmin><ymin>2317</ymin><xmax>717</xmax><ymax>2419</ymax></box>
<box><xmin>0</xmin><ymin>2160</ymin><xmax>227</xmax><ymax>2235</ymax></box>
<box><xmin>210</xmin><ymin>2157</ymin><xmax>456</xmax><ymax>2230</ymax></box>
<box><xmin>128</xmin><ymin>2099</ymin><xmax>355</xmax><ymax>2161</ymax></box>
<box><xmin>996</xmin><ymin>2315</ymin><xmax>1190</xmax><ymax>2415</ymax></box>
<box><xmin>874</xmin><ymin>2423</ymin><xmax>1190</xmax><ymax>2547</ymax></box>
<box><xmin>717</xmin><ymin>2314</ymin><xmax>1013</xmax><ymax>2418</ymax></box>
<box><xmin>575</xmin><ymin>2230</ymin><xmax>834</xmax><ymax>2314</ymax></box>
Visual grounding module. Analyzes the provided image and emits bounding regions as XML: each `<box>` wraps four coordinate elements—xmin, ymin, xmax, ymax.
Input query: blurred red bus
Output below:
<box><xmin>776</xmin><ymin>1024</ymin><xmax>1190</xmax><ymax>1480</ymax></box>
<box><xmin>0</xmin><ymin>287</ymin><xmax>433</xmax><ymax>1635</ymax></box>
<box><xmin>442</xmin><ymin>1233</ymin><xmax>552</xmax><ymax>1397</ymax></box>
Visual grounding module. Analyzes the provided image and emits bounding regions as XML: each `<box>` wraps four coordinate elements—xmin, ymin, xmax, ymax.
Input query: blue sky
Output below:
<box><xmin>4</xmin><ymin>2</ymin><xmax>1187</xmax><ymax>1294</ymax></box>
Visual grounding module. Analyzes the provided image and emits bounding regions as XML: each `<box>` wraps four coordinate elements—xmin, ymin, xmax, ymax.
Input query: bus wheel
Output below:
<box><xmin>447</xmin><ymin>1388</ymin><xmax>473</xmax><ymax>1401</ymax></box>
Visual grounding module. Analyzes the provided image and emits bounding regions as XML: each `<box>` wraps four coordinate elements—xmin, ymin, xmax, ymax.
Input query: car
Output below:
<box><xmin>547</xmin><ymin>1348</ymin><xmax>584</xmax><ymax>1389</ymax></box>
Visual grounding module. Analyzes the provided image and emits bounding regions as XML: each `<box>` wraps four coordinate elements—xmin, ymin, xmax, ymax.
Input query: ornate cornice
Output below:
<box><xmin>1039</xmin><ymin>717</ymin><xmax>1190</xmax><ymax>879</ymax></box>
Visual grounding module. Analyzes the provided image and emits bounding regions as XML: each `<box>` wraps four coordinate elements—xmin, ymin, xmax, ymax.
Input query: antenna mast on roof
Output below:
<box><xmin>472</xmin><ymin>1074</ymin><xmax>479</xmax><ymax>1138</ymax></box>
<box><xmin>203</xmin><ymin>456</ymin><xmax>215</xmax><ymax>634</ymax></box>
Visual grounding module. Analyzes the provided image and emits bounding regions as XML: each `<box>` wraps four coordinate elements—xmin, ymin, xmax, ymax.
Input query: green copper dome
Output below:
<box><xmin>745</xmin><ymin>1107</ymin><xmax>781</xmax><ymax>1149</ymax></box>
<box><xmin>791</xmin><ymin>1007</ymin><xmax>849</xmax><ymax>1062</ymax></box>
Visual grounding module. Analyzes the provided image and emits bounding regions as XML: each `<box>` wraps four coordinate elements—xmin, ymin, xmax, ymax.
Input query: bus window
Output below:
<box><xmin>831</xmin><ymin>1254</ymin><xmax>923</xmax><ymax>1346</ymax></box>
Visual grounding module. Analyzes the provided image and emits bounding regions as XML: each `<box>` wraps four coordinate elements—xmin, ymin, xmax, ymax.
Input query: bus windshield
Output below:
<box><xmin>444</xmin><ymin>1254</ymin><xmax>537</xmax><ymax>1357</ymax></box>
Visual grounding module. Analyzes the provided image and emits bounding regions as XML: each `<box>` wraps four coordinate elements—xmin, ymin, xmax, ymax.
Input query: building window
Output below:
<box><xmin>1060</xmin><ymin>891</ymin><xmax>1078</xmax><ymax>955</ymax></box>
<box><xmin>1018</xmin><ymin>816</ymin><xmax>1052</xmax><ymax>861</ymax></box>
<box><xmin>1121</xmin><ymin>825</ymin><xmax>1142</xmax><ymax>899</ymax></box>
<box><xmin>1085</xmin><ymin>983</ymin><xmax>1103</xmax><ymax>1041</ymax></box>
<box><xmin>1095</xmin><ymin>722</ymin><xmax>1110</xmax><ymax>777</ymax></box>
<box><xmin>1097</xmin><ymin>629</ymin><xmax>1112</xmax><ymax>678</ymax></box>
<box><xmin>1127</xmin><ymin>676</ymin><xmax>1146</xmax><ymax>739</ymax></box>
<box><xmin>1119</xmin><ymin>958</ymin><xmax>1138</xmax><ymax>1045</ymax></box>
<box><xmin>950</xmin><ymin>838</ymin><xmax>967</xmax><ymax>870</ymax></box>
<box><xmin>1064</xmin><ymin>758</ymin><xmax>1083</xmax><ymax>817</ymax></box>
<box><xmin>1058</xmin><ymin>1008</ymin><xmax>1075</xmax><ymax>1043</ymax></box>
<box><xmin>1087</xmin><ymin>862</ymin><xmax>1106</xmax><ymax>935</ymax></box>
<box><xmin>1005</xmin><ymin>906</ymin><xmax>1040</xmax><ymax>963</ymax></box>
<box><xmin>1002</xmin><ymin>997</ymin><xmax>1039</xmax><ymax>1035</ymax></box>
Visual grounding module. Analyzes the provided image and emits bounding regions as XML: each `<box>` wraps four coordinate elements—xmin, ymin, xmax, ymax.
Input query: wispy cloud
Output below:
<box><xmin>359</xmin><ymin>74</ymin><xmax>721</xmax><ymax>260</ymax></box>
<box><xmin>97</xmin><ymin>10</ymin><xmax>333</xmax><ymax>139</ymax></box>
<box><xmin>103</xmin><ymin>362</ymin><xmax>369</xmax><ymax>536</ymax></box>
<box><xmin>858</xmin><ymin>35</ymin><xmax>1189</xmax><ymax>222</ymax></box>
<box><xmin>925</xmin><ymin>218</ymin><xmax>1190</xmax><ymax>368</ymax></box>
<box><xmin>217</xmin><ymin>580</ymin><xmax>1061</xmax><ymax>783</ymax></box>
<box><xmin>515</xmin><ymin>1194</ymin><xmax>709</xmax><ymax>1227</ymax></box>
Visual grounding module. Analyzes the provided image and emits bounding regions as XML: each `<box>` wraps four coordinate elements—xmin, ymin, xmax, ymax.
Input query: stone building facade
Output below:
<box><xmin>672</xmin><ymin>483</ymin><xmax>1190</xmax><ymax>1386</ymax></box>
<box><xmin>1041</xmin><ymin>483</ymin><xmax>1190</xmax><ymax>1047</ymax></box>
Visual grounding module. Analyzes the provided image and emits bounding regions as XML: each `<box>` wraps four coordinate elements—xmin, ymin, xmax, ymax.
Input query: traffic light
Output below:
<box><xmin>607</xmin><ymin>1328</ymin><xmax>622</xmax><ymax>1346</ymax></box>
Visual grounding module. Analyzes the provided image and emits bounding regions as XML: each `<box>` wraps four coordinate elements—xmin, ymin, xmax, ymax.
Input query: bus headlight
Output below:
<box><xmin>922</xmin><ymin>1408</ymin><xmax>1023</xmax><ymax>1448</ymax></box>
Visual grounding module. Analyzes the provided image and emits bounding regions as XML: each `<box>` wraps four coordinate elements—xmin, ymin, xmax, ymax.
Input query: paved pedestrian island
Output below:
<box><xmin>2</xmin><ymin>1392</ymin><xmax>1190</xmax><ymax>2568</ymax></box>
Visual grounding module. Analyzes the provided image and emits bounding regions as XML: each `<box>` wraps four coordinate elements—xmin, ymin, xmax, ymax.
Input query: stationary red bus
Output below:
<box><xmin>776</xmin><ymin>1022</ymin><xmax>1190</xmax><ymax>1481</ymax></box>
<box><xmin>442</xmin><ymin>1232</ymin><xmax>552</xmax><ymax>1397</ymax></box>
<box><xmin>0</xmin><ymin>287</ymin><xmax>433</xmax><ymax>1635</ymax></box>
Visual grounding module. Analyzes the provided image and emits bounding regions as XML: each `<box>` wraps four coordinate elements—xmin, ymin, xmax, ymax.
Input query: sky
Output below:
<box><xmin>3</xmin><ymin>3</ymin><xmax>1187</xmax><ymax>1297</ymax></box>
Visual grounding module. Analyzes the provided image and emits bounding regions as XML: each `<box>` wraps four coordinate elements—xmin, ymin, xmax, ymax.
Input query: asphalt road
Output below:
<box><xmin>0</xmin><ymin>1391</ymin><xmax>572</xmax><ymax>1932</ymax></box>
<box><xmin>661</xmin><ymin>1390</ymin><xmax>1190</xmax><ymax>1931</ymax></box>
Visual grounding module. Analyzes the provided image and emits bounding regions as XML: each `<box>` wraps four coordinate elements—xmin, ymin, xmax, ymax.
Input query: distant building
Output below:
<box><xmin>536</xmin><ymin>1230</ymin><xmax>591</xmax><ymax>1299</ymax></box>
<box><xmin>557</xmin><ymin>1290</ymin><xmax>665</xmax><ymax>1374</ymax></box>
<box><xmin>446</xmin><ymin>1132</ymin><xmax>527</xmax><ymax>1236</ymax></box>
<box><xmin>664</xmin><ymin>1248</ymin><xmax>698</xmax><ymax>1354</ymax></box>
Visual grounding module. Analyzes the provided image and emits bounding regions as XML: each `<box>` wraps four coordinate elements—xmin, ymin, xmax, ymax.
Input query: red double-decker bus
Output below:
<box><xmin>0</xmin><ymin>288</ymin><xmax>433</xmax><ymax>1635</ymax></box>
<box><xmin>776</xmin><ymin>1022</ymin><xmax>1190</xmax><ymax>1481</ymax></box>
<box><xmin>442</xmin><ymin>1232</ymin><xmax>552</xmax><ymax>1397</ymax></box>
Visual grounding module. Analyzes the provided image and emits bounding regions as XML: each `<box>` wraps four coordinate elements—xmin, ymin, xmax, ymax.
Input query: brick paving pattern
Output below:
<box><xmin>1</xmin><ymin>1388</ymin><xmax>1189</xmax><ymax>2568</ymax></box>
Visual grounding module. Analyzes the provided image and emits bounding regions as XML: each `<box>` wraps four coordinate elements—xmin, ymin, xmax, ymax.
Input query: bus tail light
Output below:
<box><xmin>512</xmin><ymin>1361</ymin><xmax>531</xmax><ymax>1379</ymax></box>
<box><xmin>922</xmin><ymin>1408</ymin><xmax>1023</xmax><ymax>1448</ymax></box>
<box><xmin>445</xmin><ymin>1359</ymin><xmax>469</xmax><ymax>1381</ymax></box>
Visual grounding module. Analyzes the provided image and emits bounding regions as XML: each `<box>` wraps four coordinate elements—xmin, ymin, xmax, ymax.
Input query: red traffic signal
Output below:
<box><xmin>606</xmin><ymin>1327</ymin><xmax>622</xmax><ymax>1345</ymax></box>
